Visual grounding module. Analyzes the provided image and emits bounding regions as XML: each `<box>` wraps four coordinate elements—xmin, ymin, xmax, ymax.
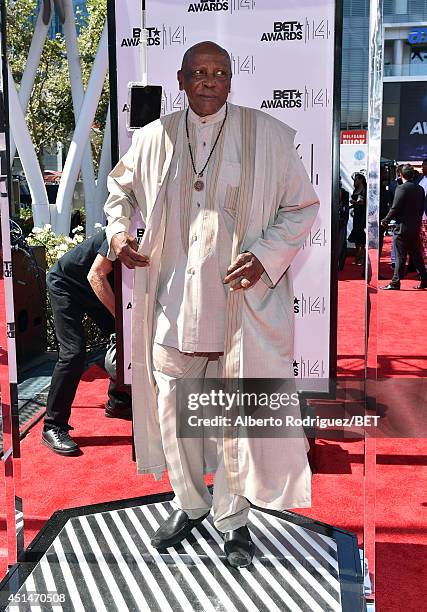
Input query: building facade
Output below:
<box><xmin>342</xmin><ymin>0</ymin><xmax>427</xmax><ymax>161</ymax></box>
<box><xmin>39</xmin><ymin>1</ymin><xmax>427</xmax><ymax>163</ymax></box>
<box><xmin>341</xmin><ymin>0</ymin><xmax>370</xmax><ymax>130</ymax></box>
<box><xmin>382</xmin><ymin>1</ymin><xmax>427</xmax><ymax>160</ymax></box>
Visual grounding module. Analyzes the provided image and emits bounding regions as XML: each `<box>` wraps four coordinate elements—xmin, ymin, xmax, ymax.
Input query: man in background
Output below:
<box><xmin>389</xmin><ymin>163</ymin><xmax>403</xmax><ymax>201</ymax></box>
<box><xmin>42</xmin><ymin>230</ymin><xmax>131</xmax><ymax>456</ymax></box>
<box><xmin>388</xmin><ymin>164</ymin><xmax>404</xmax><ymax>269</ymax></box>
<box><xmin>338</xmin><ymin>177</ymin><xmax>349</xmax><ymax>270</ymax></box>
<box><xmin>381</xmin><ymin>164</ymin><xmax>427</xmax><ymax>291</ymax></box>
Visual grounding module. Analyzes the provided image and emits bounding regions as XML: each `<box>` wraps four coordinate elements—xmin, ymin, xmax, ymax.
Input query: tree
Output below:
<box><xmin>7</xmin><ymin>0</ymin><xmax>108</xmax><ymax>171</ymax></box>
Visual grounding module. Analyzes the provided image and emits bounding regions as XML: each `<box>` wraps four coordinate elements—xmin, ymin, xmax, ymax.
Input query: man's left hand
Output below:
<box><xmin>223</xmin><ymin>252</ymin><xmax>265</xmax><ymax>291</ymax></box>
<box><xmin>380</xmin><ymin>218</ymin><xmax>388</xmax><ymax>228</ymax></box>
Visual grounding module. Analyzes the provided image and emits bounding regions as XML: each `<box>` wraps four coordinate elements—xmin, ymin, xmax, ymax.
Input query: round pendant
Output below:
<box><xmin>194</xmin><ymin>179</ymin><xmax>205</xmax><ymax>192</ymax></box>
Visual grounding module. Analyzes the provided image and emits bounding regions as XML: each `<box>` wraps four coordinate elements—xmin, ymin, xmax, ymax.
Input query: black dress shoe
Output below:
<box><xmin>42</xmin><ymin>427</ymin><xmax>80</xmax><ymax>456</ymax></box>
<box><xmin>224</xmin><ymin>526</ymin><xmax>255</xmax><ymax>568</ymax></box>
<box><xmin>105</xmin><ymin>402</ymin><xmax>132</xmax><ymax>420</ymax></box>
<box><xmin>150</xmin><ymin>509</ymin><xmax>210</xmax><ymax>549</ymax></box>
<box><xmin>413</xmin><ymin>283</ymin><xmax>427</xmax><ymax>290</ymax></box>
<box><xmin>381</xmin><ymin>283</ymin><xmax>400</xmax><ymax>290</ymax></box>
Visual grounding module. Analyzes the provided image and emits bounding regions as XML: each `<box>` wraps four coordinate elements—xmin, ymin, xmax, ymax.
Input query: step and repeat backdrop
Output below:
<box><xmin>108</xmin><ymin>0</ymin><xmax>339</xmax><ymax>389</ymax></box>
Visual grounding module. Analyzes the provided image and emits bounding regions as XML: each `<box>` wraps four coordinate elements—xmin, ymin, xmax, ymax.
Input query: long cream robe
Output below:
<box><xmin>105</xmin><ymin>103</ymin><xmax>320</xmax><ymax>511</ymax></box>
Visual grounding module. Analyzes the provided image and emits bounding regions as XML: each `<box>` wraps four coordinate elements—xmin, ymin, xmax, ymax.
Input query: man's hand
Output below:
<box><xmin>380</xmin><ymin>218</ymin><xmax>388</xmax><ymax>228</ymax></box>
<box><xmin>111</xmin><ymin>232</ymin><xmax>149</xmax><ymax>269</ymax></box>
<box><xmin>223</xmin><ymin>252</ymin><xmax>265</xmax><ymax>291</ymax></box>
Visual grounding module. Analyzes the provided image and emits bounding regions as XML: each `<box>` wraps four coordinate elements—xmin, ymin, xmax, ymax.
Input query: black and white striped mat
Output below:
<box><xmin>6</xmin><ymin>501</ymin><xmax>342</xmax><ymax>612</ymax></box>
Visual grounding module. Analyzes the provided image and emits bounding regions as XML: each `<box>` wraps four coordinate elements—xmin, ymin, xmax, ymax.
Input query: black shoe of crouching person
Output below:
<box><xmin>105</xmin><ymin>401</ymin><xmax>132</xmax><ymax>420</ymax></box>
<box><xmin>42</xmin><ymin>426</ymin><xmax>80</xmax><ymax>456</ymax></box>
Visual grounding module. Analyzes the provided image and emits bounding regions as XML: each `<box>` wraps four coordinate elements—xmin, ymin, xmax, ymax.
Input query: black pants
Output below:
<box><xmin>44</xmin><ymin>281</ymin><xmax>131</xmax><ymax>430</ymax></box>
<box><xmin>391</xmin><ymin>233</ymin><xmax>427</xmax><ymax>287</ymax></box>
<box><xmin>379</xmin><ymin>226</ymin><xmax>386</xmax><ymax>259</ymax></box>
<box><xmin>338</xmin><ymin>220</ymin><xmax>348</xmax><ymax>270</ymax></box>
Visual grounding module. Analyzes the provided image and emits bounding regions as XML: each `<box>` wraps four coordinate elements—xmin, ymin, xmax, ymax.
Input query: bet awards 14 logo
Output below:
<box><xmin>188</xmin><ymin>0</ymin><xmax>228</xmax><ymax>11</ymax></box>
<box><xmin>261</xmin><ymin>19</ymin><xmax>331</xmax><ymax>43</ymax></box>
<box><xmin>261</xmin><ymin>89</ymin><xmax>302</xmax><ymax>109</ymax></box>
<box><xmin>293</xmin><ymin>358</ymin><xmax>326</xmax><ymax>378</ymax></box>
<box><xmin>121</xmin><ymin>26</ymin><xmax>186</xmax><ymax>50</ymax></box>
<box><xmin>294</xmin><ymin>295</ymin><xmax>326</xmax><ymax>317</ymax></box>
<box><xmin>261</xmin><ymin>21</ymin><xmax>303</xmax><ymax>42</ymax></box>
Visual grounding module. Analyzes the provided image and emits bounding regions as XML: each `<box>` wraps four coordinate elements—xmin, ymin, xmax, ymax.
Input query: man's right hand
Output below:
<box><xmin>111</xmin><ymin>232</ymin><xmax>150</xmax><ymax>269</ymax></box>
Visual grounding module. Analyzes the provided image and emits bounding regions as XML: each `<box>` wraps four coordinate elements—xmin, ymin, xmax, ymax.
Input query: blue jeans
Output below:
<box><xmin>391</xmin><ymin>233</ymin><xmax>396</xmax><ymax>264</ymax></box>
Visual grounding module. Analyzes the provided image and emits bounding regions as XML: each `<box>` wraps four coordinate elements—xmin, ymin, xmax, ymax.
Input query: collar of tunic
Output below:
<box><xmin>187</xmin><ymin>103</ymin><xmax>227</xmax><ymax>126</ymax></box>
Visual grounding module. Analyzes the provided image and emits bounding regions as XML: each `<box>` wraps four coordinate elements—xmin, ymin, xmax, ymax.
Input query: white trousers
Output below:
<box><xmin>152</xmin><ymin>343</ymin><xmax>250</xmax><ymax>532</ymax></box>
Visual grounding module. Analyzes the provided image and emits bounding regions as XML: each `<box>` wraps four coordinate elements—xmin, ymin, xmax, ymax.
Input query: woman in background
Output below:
<box><xmin>338</xmin><ymin>177</ymin><xmax>349</xmax><ymax>270</ymax></box>
<box><xmin>348</xmin><ymin>172</ymin><xmax>367</xmax><ymax>265</ymax></box>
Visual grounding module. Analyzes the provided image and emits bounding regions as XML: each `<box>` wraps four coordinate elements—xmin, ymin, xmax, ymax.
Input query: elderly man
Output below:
<box><xmin>105</xmin><ymin>41</ymin><xmax>319</xmax><ymax>567</ymax></box>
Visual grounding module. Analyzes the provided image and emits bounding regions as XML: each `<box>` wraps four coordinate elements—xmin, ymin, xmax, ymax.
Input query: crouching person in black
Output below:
<box><xmin>42</xmin><ymin>230</ymin><xmax>131</xmax><ymax>455</ymax></box>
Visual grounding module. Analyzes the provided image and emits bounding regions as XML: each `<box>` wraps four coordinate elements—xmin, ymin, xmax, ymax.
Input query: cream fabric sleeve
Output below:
<box><xmin>248</xmin><ymin>144</ymin><xmax>320</xmax><ymax>287</ymax></box>
<box><xmin>104</xmin><ymin>129</ymin><xmax>141</xmax><ymax>261</ymax></box>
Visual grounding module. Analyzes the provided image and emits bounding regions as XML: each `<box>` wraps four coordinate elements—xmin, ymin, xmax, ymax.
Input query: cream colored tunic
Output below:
<box><xmin>155</xmin><ymin>104</ymin><xmax>239</xmax><ymax>352</ymax></box>
<box><xmin>105</xmin><ymin>103</ymin><xmax>320</xmax><ymax>511</ymax></box>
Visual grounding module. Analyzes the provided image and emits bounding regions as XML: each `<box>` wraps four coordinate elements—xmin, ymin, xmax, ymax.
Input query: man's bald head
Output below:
<box><xmin>178</xmin><ymin>41</ymin><xmax>232</xmax><ymax>117</ymax></box>
<box><xmin>181</xmin><ymin>41</ymin><xmax>231</xmax><ymax>73</ymax></box>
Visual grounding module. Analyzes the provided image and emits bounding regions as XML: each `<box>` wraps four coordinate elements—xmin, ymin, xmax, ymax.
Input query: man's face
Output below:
<box><xmin>422</xmin><ymin>162</ymin><xmax>427</xmax><ymax>176</ymax></box>
<box><xmin>177</xmin><ymin>48</ymin><xmax>231</xmax><ymax>117</ymax></box>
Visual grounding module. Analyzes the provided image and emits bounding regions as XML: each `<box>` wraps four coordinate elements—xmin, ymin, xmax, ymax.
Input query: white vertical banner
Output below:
<box><xmin>340</xmin><ymin>144</ymin><xmax>368</xmax><ymax>195</ymax></box>
<box><xmin>109</xmin><ymin>0</ymin><xmax>339</xmax><ymax>388</ymax></box>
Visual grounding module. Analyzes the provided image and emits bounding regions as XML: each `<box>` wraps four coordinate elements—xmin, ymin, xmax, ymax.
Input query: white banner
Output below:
<box><xmin>340</xmin><ymin>143</ymin><xmax>367</xmax><ymax>196</ymax></box>
<box><xmin>340</xmin><ymin>143</ymin><xmax>367</xmax><ymax>242</ymax></box>
<box><xmin>110</xmin><ymin>0</ymin><xmax>338</xmax><ymax>387</ymax></box>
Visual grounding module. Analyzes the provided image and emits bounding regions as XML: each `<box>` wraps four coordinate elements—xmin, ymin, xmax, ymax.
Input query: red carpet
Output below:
<box><xmin>335</xmin><ymin>237</ymin><xmax>427</xmax><ymax>610</ymax></box>
<box><xmin>337</xmin><ymin>253</ymin><xmax>366</xmax><ymax>377</ymax></box>
<box><xmin>0</xmin><ymin>277</ymin><xmax>11</xmax><ymax>578</ymax></box>
<box><xmin>337</xmin><ymin>236</ymin><xmax>427</xmax><ymax>377</ymax></box>
<box><xmin>1</xmin><ymin>238</ymin><xmax>426</xmax><ymax>612</ymax></box>
<box><xmin>377</xmin><ymin>237</ymin><xmax>427</xmax><ymax>377</ymax></box>
<box><xmin>375</xmin><ymin>239</ymin><xmax>427</xmax><ymax>610</ymax></box>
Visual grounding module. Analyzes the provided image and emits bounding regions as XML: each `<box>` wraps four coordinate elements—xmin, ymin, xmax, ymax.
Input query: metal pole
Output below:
<box><xmin>0</xmin><ymin>0</ymin><xmax>23</xmax><ymax>565</ymax></box>
<box><xmin>364</xmin><ymin>0</ymin><xmax>383</xmax><ymax>604</ymax></box>
<box><xmin>93</xmin><ymin>104</ymin><xmax>111</xmax><ymax>227</ymax></box>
